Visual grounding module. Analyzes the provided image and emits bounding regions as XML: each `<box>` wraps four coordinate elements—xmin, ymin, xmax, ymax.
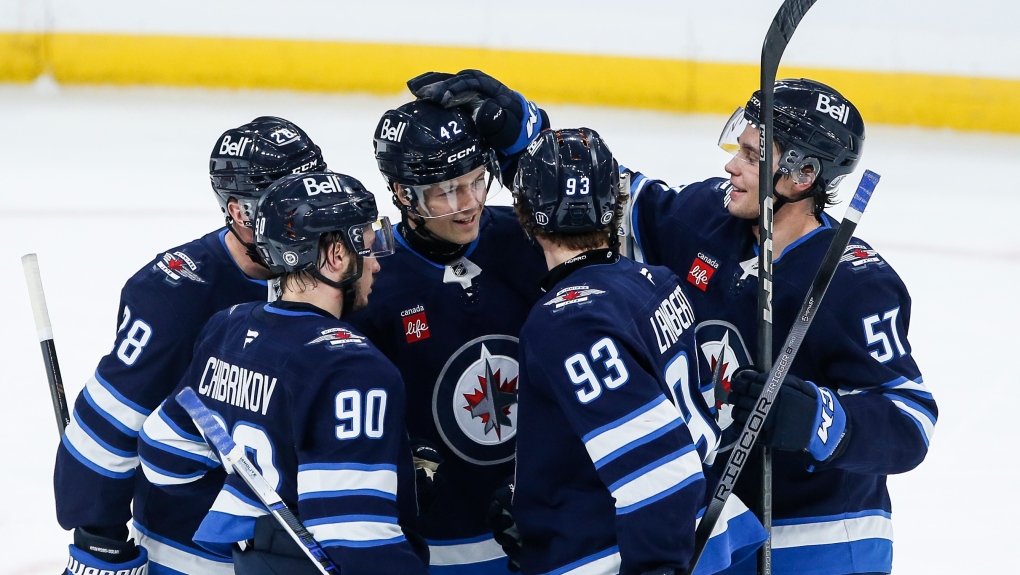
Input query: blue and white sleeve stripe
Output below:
<box><xmin>582</xmin><ymin>396</ymin><xmax>683</xmax><ymax>468</ymax></box>
<box><xmin>82</xmin><ymin>371</ymin><xmax>149</xmax><ymax>436</ymax></box>
<box><xmin>607</xmin><ymin>445</ymin><xmax>704</xmax><ymax>515</ymax></box>
<box><xmin>297</xmin><ymin>462</ymin><xmax>398</xmax><ymax>501</ymax></box>
<box><xmin>842</xmin><ymin>376</ymin><xmax>936</xmax><ymax>445</ymax></box>
<box><xmin>305</xmin><ymin>514</ymin><xmax>406</xmax><ymax>549</ymax></box>
<box><xmin>62</xmin><ymin>410</ymin><xmax>137</xmax><ymax>478</ymax></box>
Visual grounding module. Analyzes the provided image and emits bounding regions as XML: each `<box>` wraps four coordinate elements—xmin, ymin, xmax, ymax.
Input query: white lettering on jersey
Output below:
<box><xmin>198</xmin><ymin>356</ymin><xmax>278</xmax><ymax>416</ymax></box>
<box><xmin>650</xmin><ymin>285</ymin><xmax>696</xmax><ymax>354</ymax></box>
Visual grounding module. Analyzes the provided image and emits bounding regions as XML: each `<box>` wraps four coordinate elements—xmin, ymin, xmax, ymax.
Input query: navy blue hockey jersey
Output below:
<box><xmin>53</xmin><ymin>228</ymin><xmax>268</xmax><ymax>574</ymax></box>
<box><xmin>516</xmin><ymin>253</ymin><xmax>765</xmax><ymax>575</ymax></box>
<box><xmin>626</xmin><ymin>169</ymin><xmax>938</xmax><ymax>575</ymax></box>
<box><xmin>137</xmin><ymin>300</ymin><xmax>429</xmax><ymax>575</ymax></box>
<box><xmin>345</xmin><ymin>206</ymin><xmax>547</xmax><ymax>574</ymax></box>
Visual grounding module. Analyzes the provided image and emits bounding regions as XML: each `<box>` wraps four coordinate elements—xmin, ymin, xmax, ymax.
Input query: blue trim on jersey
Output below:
<box><xmin>60</xmin><ymin>433</ymin><xmax>135</xmax><ymax>480</ymax></box>
<box><xmin>616</xmin><ymin>473</ymin><xmax>701</xmax><ymax>515</ymax></box>
<box><xmin>134</xmin><ymin>520</ymin><xmax>232</xmax><ymax>561</ymax></box>
<box><xmin>884</xmin><ymin>392</ymin><xmax>936</xmax><ymax>424</ymax></box>
<box><xmin>299</xmin><ymin>462</ymin><xmax>398</xmax><ymax>473</ymax></box>
<box><xmin>81</xmin><ymin>386</ymin><xmax>139</xmax><ymax>439</ymax></box>
<box><xmin>93</xmin><ymin>370</ymin><xmax>149</xmax><ymax>418</ymax></box>
<box><xmin>157</xmin><ymin>405</ymin><xmax>205</xmax><ymax>443</ymax></box>
<box><xmin>540</xmin><ymin>545</ymin><xmax>619</xmax><ymax>575</ymax></box>
<box><xmin>582</xmin><ymin>395</ymin><xmax>665</xmax><ymax>442</ymax></box>
<box><xmin>263</xmin><ymin>302</ymin><xmax>323</xmax><ymax>317</ymax></box>
<box><xmin>223</xmin><ymin>482</ymin><xmax>263</xmax><ymax>508</ymax></box>
<box><xmin>427</xmin><ymin>556</ymin><xmax>512</xmax><ymax>575</ymax></box>
<box><xmin>217</xmin><ymin>229</ymin><xmax>270</xmax><ymax>287</ymax></box>
<box><xmin>755</xmin><ymin>214</ymin><xmax>833</xmax><ymax>263</ymax></box>
<box><xmin>606</xmin><ymin>444</ymin><xmax>698</xmax><ymax>494</ymax></box>
<box><xmin>878</xmin><ymin>375</ymin><xmax>934</xmax><ymax>400</ymax></box>
<box><xmin>195</xmin><ymin>510</ymin><xmax>256</xmax><ymax>554</ymax></box>
<box><xmin>742</xmin><ymin>538</ymin><xmax>891</xmax><ymax>575</ymax></box>
<box><xmin>72</xmin><ymin>410</ymin><xmax>136</xmax><ymax>459</ymax></box>
<box><xmin>773</xmin><ymin>508</ymin><xmax>891</xmax><ymax>526</ymax></box>
<box><xmin>322</xmin><ymin>535</ymin><xmax>407</xmax><ymax>549</ymax></box>
<box><xmin>425</xmin><ymin>532</ymin><xmax>494</xmax><ymax>546</ymax></box>
<box><xmin>393</xmin><ymin>223</ymin><xmax>481</xmax><ymax>268</ymax></box>
<box><xmin>583</xmin><ymin>397</ymin><xmax>684</xmax><ymax>469</ymax></box>
<box><xmin>306</xmin><ymin>514</ymin><xmax>398</xmax><ymax>526</ymax></box>
<box><xmin>139</xmin><ymin>430</ymin><xmax>218</xmax><ymax>469</ymax></box>
<box><xmin>137</xmin><ymin>452</ymin><xmax>209</xmax><ymax>480</ymax></box>
<box><xmin>299</xmin><ymin>488</ymin><xmax>396</xmax><ymax>501</ymax></box>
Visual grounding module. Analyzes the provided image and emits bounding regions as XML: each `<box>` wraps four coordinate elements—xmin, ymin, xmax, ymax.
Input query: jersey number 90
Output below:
<box><xmin>335</xmin><ymin>389</ymin><xmax>388</xmax><ymax>440</ymax></box>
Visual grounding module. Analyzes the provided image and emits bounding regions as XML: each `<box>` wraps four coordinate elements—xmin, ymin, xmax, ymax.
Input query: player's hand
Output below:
<box><xmin>407</xmin><ymin>69</ymin><xmax>548</xmax><ymax>155</ymax></box>
<box><xmin>728</xmin><ymin>368</ymin><xmax>850</xmax><ymax>462</ymax></box>
<box><xmin>64</xmin><ymin>527</ymin><xmax>147</xmax><ymax>575</ymax></box>
<box><xmin>411</xmin><ymin>438</ymin><xmax>444</xmax><ymax>512</ymax></box>
<box><xmin>485</xmin><ymin>480</ymin><xmax>521</xmax><ymax>572</ymax></box>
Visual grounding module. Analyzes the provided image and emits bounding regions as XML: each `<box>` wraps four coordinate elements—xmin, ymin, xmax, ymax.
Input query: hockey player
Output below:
<box><xmin>416</xmin><ymin>73</ymin><xmax>937</xmax><ymax>575</ymax></box>
<box><xmin>509</xmin><ymin>127</ymin><xmax>764</xmax><ymax>575</ymax></box>
<box><xmin>342</xmin><ymin>87</ymin><xmax>549</xmax><ymax>573</ymax></box>
<box><xmin>54</xmin><ymin>117</ymin><xmax>325</xmax><ymax>575</ymax></box>
<box><xmin>136</xmin><ymin>171</ymin><xmax>429</xmax><ymax>575</ymax></box>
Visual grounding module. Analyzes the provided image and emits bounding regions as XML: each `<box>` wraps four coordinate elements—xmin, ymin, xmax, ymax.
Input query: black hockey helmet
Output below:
<box><xmin>738</xmin><ymin>79</ymin><xmax>865</xmax><ymax>195</ymax></box>
<box><xmin>253</xmin><ymin>171</ymin><xmax>394</xmax><ymax>281</ymax></box>
<box><xmin>512</xmin><ymin>127</ymin><xmax>620</xmax><ymax>235</ymax></box>
<box><xmin>374</xmin><ymin>100</ymin><xmax>499</xmax><ymax>217</ymax></box>
<box><xmin>210</xmin><ymin>116</ymin><xmax>326</xmax><ymax>226</ymax></box>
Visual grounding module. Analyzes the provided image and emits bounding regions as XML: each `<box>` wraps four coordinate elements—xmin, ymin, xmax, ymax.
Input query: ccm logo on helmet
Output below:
<box><xmin>219</xmin><ymin>135</ymin><xmax>251</xmax><ymax>157</ymax></box>
<box><xmin>448</xmin><ymin>145</ymin><xmax>476</xmax><ymax>163</ymax></box>
<box><xmin>816</xmin><ymin>94</ymin><xmax>850</xmax><ymax>125</ymax></box>
<box><xmin>303</xmin><ymin>174</ymin><xmax>343</xmax><ymax>196</ymax></box>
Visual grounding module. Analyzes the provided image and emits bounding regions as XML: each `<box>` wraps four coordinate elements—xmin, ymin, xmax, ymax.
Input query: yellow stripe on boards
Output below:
<box><xmin>2</xmin><ymin>32</ymin><xmax>1019</xmax><ymax>134</ymax></box>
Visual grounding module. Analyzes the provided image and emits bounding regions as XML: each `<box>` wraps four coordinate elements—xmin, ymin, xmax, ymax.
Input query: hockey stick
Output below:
<box><xmin>22</xmin><ymin>253</ymin><xmax>70</xmax><ymax>435</ymax></box>
<box><xmin>755</xmin><ymin>1</ymin><xmax>819</xmax><ymax>572</ymax></box>
<box><xmin>690</xmin><ymin>170</ymin><xmax>880</xmax><ymax>571</ymax></box>
<box><xmin>175</xmin><ymin>388</ymin><xmax>341</xmax><ymax>575</ymax></box>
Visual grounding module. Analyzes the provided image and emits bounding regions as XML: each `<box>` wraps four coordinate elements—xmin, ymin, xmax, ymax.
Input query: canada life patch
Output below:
<box><xmin>687</xmin><ymin>252</ymin><xmax>720</xmax><ymax>292</ymax></box>
<box><xmin>401</xmin><ymin>305</ymin><xmax>430</xmax><ymax>343</ymax></box>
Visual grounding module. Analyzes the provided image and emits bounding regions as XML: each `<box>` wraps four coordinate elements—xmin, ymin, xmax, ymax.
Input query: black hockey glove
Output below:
<box><xmin>485</xmin><ymin>480</ymin><xmax>521</xmax><ymax>572</ymax></box>
<box><xmin>64</xmin><ymin>527</ymin><xmax>147</xmax><ymax>575</ymax></box>
<box><xmin>728</xmin><ymin>368</ymin><xmax>850</xmax><ymax>463</ymax></box>
<box><xmin>408</xmin><ymin>69</ymin><xmax>549</xmax><ymax>155</ymax></box>
<box><xmin>411</xmin><ymin>438</ymin><xmax>444</xmax><ymax>512</ymax></box>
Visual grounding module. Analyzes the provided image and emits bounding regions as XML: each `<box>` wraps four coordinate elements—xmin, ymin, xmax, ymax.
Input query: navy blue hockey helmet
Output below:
<box><xmin>253</xmin><ymin>171</ymin><xmax>394</xmax><ymax>279</ymax></box>
<box><xmin>374</xmin><ymin>100</ymin><xmax>499</xmax><ymax>217</ymax></box>
<box><xmin>210</xmin><ymin>116</ymin><xmax>326</xmax><ymax>225</ymax></box>
<box><xmin>512</xmin><ymin>127</ymin><xmax>620</xmax><ymax>235</ymax></box>
<box><xmin>740</xmin><ymin>79</ymin><xmax>865</xmax><ymax>194</ymax></box>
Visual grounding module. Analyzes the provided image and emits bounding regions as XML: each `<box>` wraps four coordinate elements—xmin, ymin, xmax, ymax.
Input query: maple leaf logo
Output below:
<box><xmin>853</xmin><ymin>248</ymin><xmax>869</xmax><ymax>259</ymax></box>
<box><xmin>463</xmin><ymin>358</ymin><xmax>517</xmax><ymax>439</ymax></box>
<box><xmin>168</xmin><ymin>258</ymin><xmax>185</xmax><ymax>272</ymax></box>
<box><xmin>563</xmin><ymin>290</ymin><xmax>581</xmax><ymax>301</ymax></box>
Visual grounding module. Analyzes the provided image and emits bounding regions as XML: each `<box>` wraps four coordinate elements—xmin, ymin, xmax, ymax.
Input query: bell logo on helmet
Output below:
<box><xmin>303</xmin><ymin>174</ymin><xmax>343</xmax><ymax>196</ymax></box>
<box><xmin>447</xmin><ymin>145</ymin><xmax>476</xmax><ymax>163</ymax></box>
<box><xmin>816</xmin><ymin>94</ymin><xmax>850</xmax><ymax>125</ymax></box>
<box><xmin>379</xmin><ymin>118</ymin><xmax>407</xmax><ymax>143</ymax></box>
<box><xmin>218</xmin><ymin>135</ymin><xmax>251</xmax><ymax>157</ymax></box>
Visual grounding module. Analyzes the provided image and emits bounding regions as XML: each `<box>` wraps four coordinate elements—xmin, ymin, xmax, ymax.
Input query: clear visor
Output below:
<box><xmin>717</xmin><ymin>107</ymin><xmax>818</xmax><ymax>186</ymax></box>
<box><xmin>402</xmin><ymin>166</ymin><xmax>497</xmax><ymax>219</ymax></box>
<box><xmin>349</xmin><ymin>216</ymin><xmax>396</xmax><ymax>258</ymax></box>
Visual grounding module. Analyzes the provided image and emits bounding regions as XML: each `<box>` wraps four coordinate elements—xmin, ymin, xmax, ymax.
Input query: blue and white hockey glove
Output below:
<box><xmin>485</xmin><ymin>480</ymin><xmax>521</xmax><ymax>573</ymax></box>
<box><xmin>408</xmin><ymin>69</ymin><xmax>549</xmax><ymax>155</ymax></box>
<box><xmin>65</xmin><ymin>527</ymin><xmax>147</xmax><ymax>575</ymax></box>
<box><xmin>728</xmin><ymin>368</ymin><xmax>850</xmax><ymax>463</ymax></box>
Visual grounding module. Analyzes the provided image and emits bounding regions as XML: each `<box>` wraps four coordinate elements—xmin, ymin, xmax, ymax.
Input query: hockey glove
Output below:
<box><xmin>64</xmin><ymin>527</ymin><xmax>147</xmax><ymax>575</ymax></box>
<box><xmin>411</xmin><ymin>438</ymin><xmax>444</xmax><ymax>512</ymax></box>
<box><xmin>485</xmin><ymin>481</ymin><xmax>521</xmax><ymax>573</ymax></box>
<box><xmin>408</xmin><ymin>69</ymin><xmax>549</xmax><ymax>155</ymax></box>
<box><xmin>728</xmin><ymin>368</ymin><xmax>850</xmax><ymax>463</ymax></box>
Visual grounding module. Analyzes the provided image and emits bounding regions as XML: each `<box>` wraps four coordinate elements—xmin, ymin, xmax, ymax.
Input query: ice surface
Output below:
<box><xmin>1</xmin><ymin>80</ymin><xmax>1016</xmax><ymax>574</ymax></box>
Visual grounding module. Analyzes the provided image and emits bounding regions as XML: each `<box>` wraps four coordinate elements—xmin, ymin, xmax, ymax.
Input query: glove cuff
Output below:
<box><xmin>805</xmin><ymin>384</ymin><xmax>848</xmax><ymax>462</ymax></box>
<box><xmin>67</xmin><ymin>541</ymin><xmax>147</xmax><ymax>575</ymax></box>
<box><xmin>500</xmin><ymin>93</ymin><xmax>545</xmax><ymax>155</ymax></box>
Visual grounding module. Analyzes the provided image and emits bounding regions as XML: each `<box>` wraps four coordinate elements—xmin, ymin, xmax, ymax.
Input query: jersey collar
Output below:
<box><xmin>539</xmin><ymin>247</ymin><xmax>619</xmax><ymax>292</ymax></box>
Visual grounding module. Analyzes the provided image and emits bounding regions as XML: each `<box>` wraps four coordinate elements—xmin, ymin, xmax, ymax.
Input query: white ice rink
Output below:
<box><xmin>1</xmin><ymin>79</ymin><xmax>1017</xmax><ymax>574</ymax></box>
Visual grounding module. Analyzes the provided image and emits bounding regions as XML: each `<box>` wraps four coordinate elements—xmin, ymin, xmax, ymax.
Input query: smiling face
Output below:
<box><xmin>397</xmin><ymin>166</ymin><xmax>488</xmax><ymax>245</ymax></box>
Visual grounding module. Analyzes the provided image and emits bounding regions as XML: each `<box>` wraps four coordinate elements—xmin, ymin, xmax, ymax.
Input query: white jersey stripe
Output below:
<box><xmin>772</xmin><ymin>513</ymin><xmax>893</xmax><ymax>549</ymax></box>
<box><xmin>208</xmin><ymin>486</ymin><xmax>267</xmax><ymax>519</ymax></box>
<box><xmin>891</xmin><ymin>399</ymin><xmax>936</xmax><ymax>445</ymax></box>
<box><xmin>308</xmin><ymin>516</ymin><xmax>404</xmax><ymax>546</ymax></box>
<box><xmin>428</xmin><ymin>536</ymin><xmax>506</xmax><ymax>566</ymax></box>
<box><xmin>583</xmin><ymin>397</ymin><xmax>682</xmax><ymax>467</ymax></box>
<box><xmin>86</xmin><ymin>372</ymin><xmax>148</xmax><ymax>434</ymax></box>
<box><xmin>298</xmin><ymin>466</ymin><xmax>398</xmax><ymax>499</ymax></box>
<box><xmin>610</xmin><ymin>448</ymin><xmax>703</xmax><ymax>512</ymax></box>
<box><xmin>135</xmin><ymin>528</ymin><xmax>233</xmax><ymax>575</ymax></box>
<box><xmin>141</xmin><ymin>406</ymin><xmax>218</xmax><ymax>464</ymax></box>
<box><xmin>64</xmin><ymin>415</ymin><xmax>137</xmax><ymax>475</ymax></box>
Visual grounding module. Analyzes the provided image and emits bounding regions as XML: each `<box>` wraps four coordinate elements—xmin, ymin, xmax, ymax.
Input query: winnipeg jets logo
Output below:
<box><xmin>306</xmin><ymin>327</ymin><xmax>368</xmax><ymax>349</ymax></box>
<box><xmin>155</xmin><ymin>251</ymin><xmax>205</xmax><ymax>286</ymax></box>
<box><xmin>544</xmin><ymin>285</ymin><xmax>606</xmax><ymax>310</ymax></box>
<box><xmin>695</xmin><ymin>321</ymin><xmax>752</xmax><ymax>438</ymax></box>
<box><xmin>462</xmin><ymin>346</ymin><xmax>518</xmax><ymax>440</ymax></box>
<box><xmin>434</xmin><ymin>335</ymin><xmax>519</xmax><ymax>465</ymax></box>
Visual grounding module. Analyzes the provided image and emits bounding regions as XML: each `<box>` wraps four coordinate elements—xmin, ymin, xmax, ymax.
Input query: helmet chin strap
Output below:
<box><xmin>309</xmin><ymin>258</ymin><xmax>363</xmax><ymax>316</ymax></box>
<box><xmin>226</xmin><ymin>218</ymin><xmax>271</xmax><ymax>270</ymax></box>
<box><xmin>400</xmin><ymin>208</ymin><xmax>470</xmax><ymax>264</ymax></box>
<box><xmin>770</xmin><ymin>172</ymin><xmax>818</xmax><ymax>220</ymax></box>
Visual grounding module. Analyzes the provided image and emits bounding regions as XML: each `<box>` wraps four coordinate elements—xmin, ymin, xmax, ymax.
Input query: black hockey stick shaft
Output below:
<box><xmin>756</xmin><ymin>2</ymin><xmax>819</xmax><ymax>572</ymax></box>
<box><xmin>690</xmin><ymin>170</ymin><xmax>879</xmax><ymax>571</ymax></box>
<box><xmin>22</xmin><ymin>253</ymin><xmax>70</xmax><ymax>435</ymax></box>
<box><xmin>176</xmin><ymin>388</ymin><xmax>341</xmax><ymax>575</ymax></box>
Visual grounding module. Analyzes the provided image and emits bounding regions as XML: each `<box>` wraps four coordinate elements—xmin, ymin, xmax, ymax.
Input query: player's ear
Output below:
<box><xmin>393</xmin><ymin>184</ymin><xmax>412</xmax><ymax>207</ymax></box>
<box><xmin>225</xmin><ymin>198</ymin><xmax>245</xmax><ymax>226</ymax></box>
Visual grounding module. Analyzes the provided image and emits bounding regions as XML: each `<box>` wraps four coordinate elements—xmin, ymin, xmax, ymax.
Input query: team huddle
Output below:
<box><xmin>54</xmin><ymin>69</ymin><xmax>937</xmax><ymax>575</ymax></box>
